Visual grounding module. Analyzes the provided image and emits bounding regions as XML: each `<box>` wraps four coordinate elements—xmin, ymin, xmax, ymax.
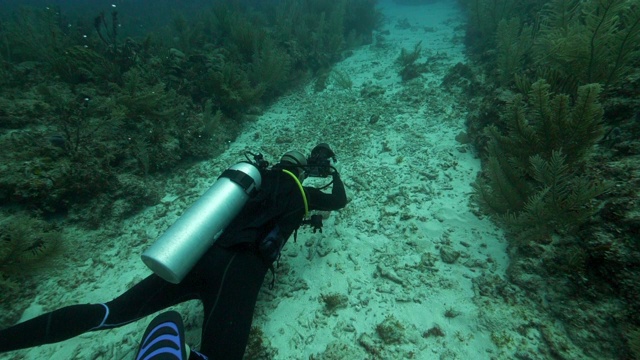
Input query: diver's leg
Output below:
<box><xmin>197</xmin><ymin>248</ymin><xmax>269</xmax><ymax>359</ymax></box>
<box><xmin>95</xmin><ymin>274</ymin><xmax>199</xmax><ymax>330</ymax></box>
<box><xmin>0</xmin><ymin>303</ymin><xmax>106</xmax><ymax>352</ymax></box>
<box><xmin>0</xmin><ymin>274</ymin><xmax>198</xmax><ymax>353</ymax></box>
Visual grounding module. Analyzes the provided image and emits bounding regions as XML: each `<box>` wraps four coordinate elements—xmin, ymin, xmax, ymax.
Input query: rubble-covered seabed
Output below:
<box><xmin>1</xmin><ymin>1</ymin><xmax>608</xmax><ymax>360</ymax></box>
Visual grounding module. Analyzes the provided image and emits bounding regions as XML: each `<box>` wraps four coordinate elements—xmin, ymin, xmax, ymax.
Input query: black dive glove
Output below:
<box><xmin>302</xmin><ymin>215</ymin><xmax>324</xmax><ymax>233</ymax></box>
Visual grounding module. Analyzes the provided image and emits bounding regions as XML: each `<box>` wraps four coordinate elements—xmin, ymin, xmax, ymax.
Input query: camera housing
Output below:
<box><xmin>306</xmin><ymin>143</ymin><xmax>336</xmax><ymax>177</ymax></box>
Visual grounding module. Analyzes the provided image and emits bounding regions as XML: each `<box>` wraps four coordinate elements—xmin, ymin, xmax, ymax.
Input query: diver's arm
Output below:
<box><xmin>306</xmin><ymin>172</ymin><xmax>347</xmax><ymax>211</ymax></box>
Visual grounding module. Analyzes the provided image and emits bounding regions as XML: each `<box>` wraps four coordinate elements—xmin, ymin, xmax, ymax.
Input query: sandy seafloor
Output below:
<box><xmin>1</xmin><ymin>1</ymin><xmax>565</xmax><ymax>359</ymax></box>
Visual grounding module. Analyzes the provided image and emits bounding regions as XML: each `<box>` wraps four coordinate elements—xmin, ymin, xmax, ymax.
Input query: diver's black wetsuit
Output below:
<box><xmin>0</xmin><ymin>169</ymin><xmax>347</xmax><ymax>359</ymax></box>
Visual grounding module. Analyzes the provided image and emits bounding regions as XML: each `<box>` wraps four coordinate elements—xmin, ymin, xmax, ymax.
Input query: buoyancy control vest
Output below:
<box><xmin>215</xmin><ymin>167</ymin><xmax>309</xmax><ymax>256</ymax></box>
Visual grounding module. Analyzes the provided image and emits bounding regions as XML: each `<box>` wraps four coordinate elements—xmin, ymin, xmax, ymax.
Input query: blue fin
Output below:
<box><xmin>136</xmin><ymin>311</ymin><xmax>187</xmax><ymax>360</ymax></box>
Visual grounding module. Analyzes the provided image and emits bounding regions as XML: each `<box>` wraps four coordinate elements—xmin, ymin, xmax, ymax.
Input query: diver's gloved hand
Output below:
<box><xmin>304</xmin><ymin>214</ymin><xmax>324</xmax><ymax>233</ymax></box>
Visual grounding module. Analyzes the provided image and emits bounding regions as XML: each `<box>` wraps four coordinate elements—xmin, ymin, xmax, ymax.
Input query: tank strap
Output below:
<box><xmin>219</xmin><ymin>168</ymin><xmax>259</xmax><ymax>196</ymax></box>
<box><xmin>281</xmin><ymin>170</ymin><xmax>308</xmax><ymax>217</ymax></box>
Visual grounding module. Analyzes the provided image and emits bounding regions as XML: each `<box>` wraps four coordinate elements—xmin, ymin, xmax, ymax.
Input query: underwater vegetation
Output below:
<box><xmin>473</xmin><ymin>79</ymin><xmax>608</xmax><ymax>242</ymax></box>
<box><xmin>396</xmin><ymin>41</ymin><xmax>431</xmax><ymax>81</ymax></box>
<box><xmin>0</xmin><ymin>214</ymin><xmax>61</xmax><ymax>271</ymax></box>
<box><xmin>0</xmin><ymin>213</ymin><xmax>62</xmax><ymax>322</ymax></box>
<box><xmin>0</xmin><ymin>0</ymin><xmax>381</xmax><ymax>220</ymax></box>
<box><xmin>453</xmin><ymin>0</ymin><xmax>640</xmax><ymax>358</ymax></box>
<box><xmin>532</xmin><ymin>0</ymin><xmax>640</xmax><ymax>90</ymax></box>
<box><xmin>461</xmin><ymin>0</ymin><xmax>640</xmax><ymax>92</ymax></box>
<box><xmin>0</xmin><ymin>0</ymin><xmax>382</xmax><ymax>324</ymax></box>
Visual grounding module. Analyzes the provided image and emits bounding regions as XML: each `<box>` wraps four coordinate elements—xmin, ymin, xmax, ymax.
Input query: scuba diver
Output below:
<box><xmin>0</xmin><ymin>144</ymin><xmax>348</xmax><ymax>360</ymax></box>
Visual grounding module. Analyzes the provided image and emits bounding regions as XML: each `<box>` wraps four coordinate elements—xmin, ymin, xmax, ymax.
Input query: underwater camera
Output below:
<box><xmin>306</xmin><ymin>143</ymin><xmax>336</xmax><ymax>178</ymax></box>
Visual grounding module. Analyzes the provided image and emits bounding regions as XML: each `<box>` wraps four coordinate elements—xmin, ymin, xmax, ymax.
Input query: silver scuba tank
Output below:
<box><xmin>141</xmin><ymin>162</ymin><xmax>262</xmax><ymax>284</ymax></box>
